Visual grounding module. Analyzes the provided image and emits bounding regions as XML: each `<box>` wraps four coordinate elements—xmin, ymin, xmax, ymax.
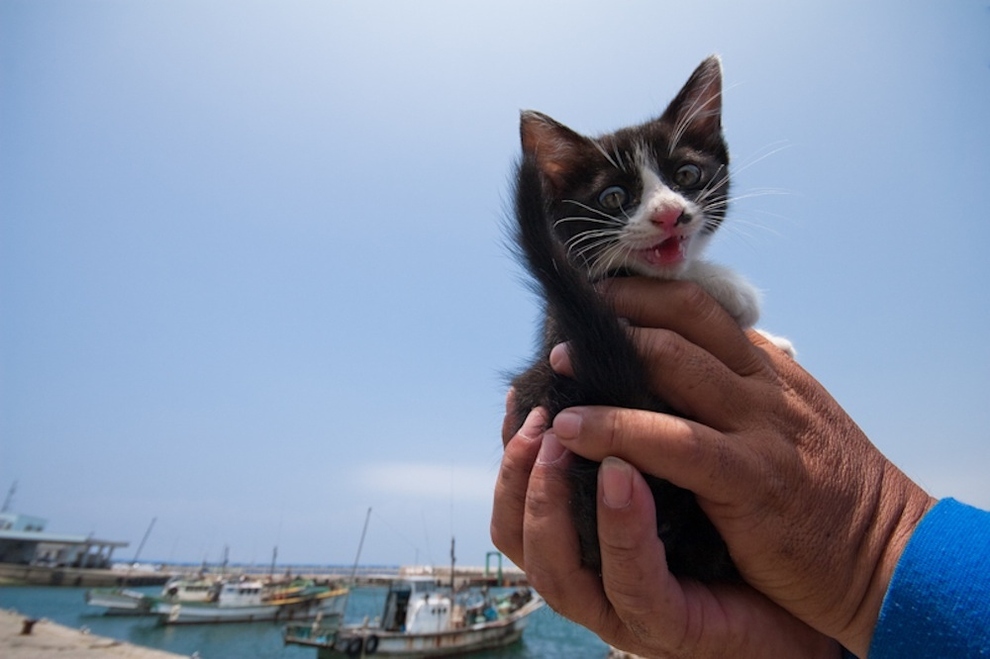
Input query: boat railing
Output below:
<box><xmin>283</xmin><ymin>620</ymin><xmax>340</xmax><ymax>647</ymax></box>
<box><xmin>170</xmin><ymin>564</ymin><xmax>403</xmax><ymax>582</ymax></box>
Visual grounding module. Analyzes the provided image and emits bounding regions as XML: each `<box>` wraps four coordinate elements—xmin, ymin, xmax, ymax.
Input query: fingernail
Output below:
<box><xmin>505</xmin><ymin>387</ymin><xmax>516</xmax><ymax>413</ymax></box>
<box><xmin>548</xmin><ymin>343</ymin><xmax>569</xmax><ymax>372</ymax></box>
<box><xmin>553</xmin><ymin>409</ymin><xmax>582</xmax><ymax>440</ymax></box>
<box><xmin>601</xmin><ymin>457</ymin><xmax>633</xmax><ymax>509</ymax></box>
<box><xmin>537</xmin><ymin>431</ymin><xmax>567</xmax><ymax>465</ymax></box>
<box><xmin>518</xmin><ymin>407</ymin><xmax>547</xmax><ymax>442</ymax></box>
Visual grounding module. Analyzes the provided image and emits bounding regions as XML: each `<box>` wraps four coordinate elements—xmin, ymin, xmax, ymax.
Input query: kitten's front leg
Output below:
<box><xmin>683</xmin><ymin>260</ymin><xmax>762</xmax><ymax>329</ymax></box>
<box><xmin>682</xmin><ymin>261</ymin><xmax>796</xmax><ymax>357</ymax></box>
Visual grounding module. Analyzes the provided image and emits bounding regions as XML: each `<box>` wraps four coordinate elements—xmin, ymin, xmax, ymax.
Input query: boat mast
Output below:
<box><xmin>340</xmin><ymin>507</ymin><xmax>372</xmax><ymax>614</ymax></box>
<box><xmin>1</xmin><ymin>481</ymin><xmax>16</xmax><ymax>513</ymax></box>
<box><xmin>132</xmin><ymin>516</ymin><xmax>157</xmax><ymax>564</ymax></box>
<box><xmin>449</xmin><ymin>537</ymin><xmax>456</xmax><ymax>592</ymax></box>
<box><xmin>349</xmin><ymin>507</ymin><xmax>371</xmax><ymax>582</ymax></box>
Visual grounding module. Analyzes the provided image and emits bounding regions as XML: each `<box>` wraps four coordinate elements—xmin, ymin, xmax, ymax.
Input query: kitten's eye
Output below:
<box><xmin>598</xmin><ymin>186</ymin><xmax>628</xmax><ymax>211</ymax></box>
<box><xmin>673</xmin><ymin>164</ymin><xmax>703</xmax><ymax>188</ymax></box>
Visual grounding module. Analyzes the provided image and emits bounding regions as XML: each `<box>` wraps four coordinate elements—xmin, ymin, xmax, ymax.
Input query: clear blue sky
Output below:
<box><xmin>2</xmin><ymin>1</ymin><xmax>989</xmax><ymax>568</ymax></box>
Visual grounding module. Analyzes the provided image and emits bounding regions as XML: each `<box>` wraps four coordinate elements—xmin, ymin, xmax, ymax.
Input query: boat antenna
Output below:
<box><xmin>132</xmin><ymin>516</ymin><xmax>157</xmax><ymax>564</ymax></box>
<box><xmin>1</xmin><ymin>481</ymin><xmax>16</xmax><ymax>514</ymax></box>
<box><xmin>350</xmin><ymin>507</ymin><xmax>372</xmax><ymax>583</ymax></box>
<box><xmin>449</xmin><ymin>536</ymin><xmax>456</xmax><ymax>592</ymax></box>
<box><xmin>340</xmin><ymin>507</ymin><xmax>372</xmax><ymax>615</ymax></box>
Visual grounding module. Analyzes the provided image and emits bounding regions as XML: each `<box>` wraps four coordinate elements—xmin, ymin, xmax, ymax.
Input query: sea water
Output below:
<box><xmin>0</xmin><ymin>585</ymin><xmax>609</xmax><ymax>658</ymax></box>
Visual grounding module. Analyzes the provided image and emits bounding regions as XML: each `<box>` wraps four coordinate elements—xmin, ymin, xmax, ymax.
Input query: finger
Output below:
<box><xmin>501</xmin><ymin>387</ymin><xmax>523</xmax><ymax>447</ymax></box>
<box><xmin>552</xmin><ymin>405</ymin><xmax>753</xmax><ymax>508</ymax></box>
<box><xmin>595</xmin><ymin>457</ymin><xmax>688</xmax><ymax>653</ymax></box>
<box><xmin>604</xmin><ymin>278</ymin><xmax>767</xmax><ymax>378</ymax></box>
<box><xmin>553</xmin><ymin>327</ymin><xmax>765</xmax><ymax>432</ymax></box>
<box><xmin>490</xmin><ymin>407</ymin><xmax>547</xmax><ymax>565</ymax></box>
<box><xmin>627</xmin><ymin>326</ymin><xmax>764</xmax><ymax>429</ymax></box>
<box><xmin>594</xmin><ymin>459</ymin><xmax>831</xmax><ymax>658</ymax></box>
<box><xmin>518</xmin><ymin>430</ymin><xmax>619</xmax><ymax>633</ymax></box>
<box><xmin>548</xmin><ymin>342</ymin><xmax>574</xmax><ymax>378</ymax></box>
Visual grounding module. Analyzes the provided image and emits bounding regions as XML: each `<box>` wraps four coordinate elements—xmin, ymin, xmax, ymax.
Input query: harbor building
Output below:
<box><xmin>0</xmin><ymin>511</ymin><xmax>128</xmax><ymax>568</ymax></box>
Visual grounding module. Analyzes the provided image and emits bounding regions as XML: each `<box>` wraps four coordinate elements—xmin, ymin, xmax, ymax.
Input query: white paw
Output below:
<box><xmin>755</xmin><ymin>329</ymin><xmax>797</xmax><ymax>358</ymax></box>
<box><xmin>685</xmin><ymin>261</ymin><xmax>761</xmax><ymax>329</ymax></box>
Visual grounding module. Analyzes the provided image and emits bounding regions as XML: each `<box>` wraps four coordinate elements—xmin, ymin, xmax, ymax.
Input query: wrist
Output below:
<box><xmin>837</xmin><ymin>463</ymin><xmax>935</xmax><ymax>656</ymax></box>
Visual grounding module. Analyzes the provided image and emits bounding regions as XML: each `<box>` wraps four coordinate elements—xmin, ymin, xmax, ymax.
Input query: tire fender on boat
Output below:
<box><xmin>345</xmin><ymin>637</ymin><xmax>364</xmax><ymax>658</ymax></box>
<box><xmin>365</xmin><ymin>635</ymin><xmax>379</xmax><ymax>654</ymax></box>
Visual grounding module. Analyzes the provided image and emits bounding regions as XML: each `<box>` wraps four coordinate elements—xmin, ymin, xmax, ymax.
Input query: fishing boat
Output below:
<box><xmin>282</xmin><ymin>576</ymin><xmax>544</xmax><ymax>657</ymax></box>
<box><xmin>157</xmin><ymin>577</ymin><xmax>348</xmax><ymax>625</ymax></box>
<box><xmin>85</xmin><ymin>574</ymin><xmax>221</xmax><ymax>615</ymax></box>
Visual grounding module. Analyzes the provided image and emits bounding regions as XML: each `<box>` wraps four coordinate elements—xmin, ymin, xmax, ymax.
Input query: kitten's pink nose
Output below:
<box><xmin>650</xmin><ymin>207</ymin><xmax>688</xmax><ymax>229</ymax></box>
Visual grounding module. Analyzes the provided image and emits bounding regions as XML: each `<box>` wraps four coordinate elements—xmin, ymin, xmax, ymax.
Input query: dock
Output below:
<box><xmin>0</xmin><ymin>563</ymin><xmax>170</xmax><ymax>588</ymax></box>
<box><xmin>0</xmin><ymin>608</ymin><xmax>184</xmax><ymax>658</ymax></box>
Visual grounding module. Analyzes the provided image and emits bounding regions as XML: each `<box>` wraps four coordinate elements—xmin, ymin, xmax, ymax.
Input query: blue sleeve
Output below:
<box><xmin>868</xmin><ymin>498</ymin><xmax>990</xmax><ymax>658</ymax></box>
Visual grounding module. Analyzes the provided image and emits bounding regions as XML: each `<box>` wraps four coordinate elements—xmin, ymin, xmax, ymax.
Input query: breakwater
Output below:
<box><xmin>0</xmin><ymin>561</ymin><xmax>528</xmax><ymax>589</ymax></box>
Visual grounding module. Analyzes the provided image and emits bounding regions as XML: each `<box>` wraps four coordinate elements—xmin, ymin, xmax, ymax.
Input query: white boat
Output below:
<box><xmin>85</xmin><ymin>587</ymin><xmax>158</xmax><ymax>615</ymax></box>
<box><xmin>86</xmin><ymin>575</ymin><xmax>221</xmax><ymax>615</ymax></box>
<box><xmin>282</xmin><ymin>577</ymin><xmax>544</xmax><ymax>657</ymax></box>
<box><xmin>156</xmin><ymin>577</ymin><xmax>348</xmax><ymax>625</ymax></box>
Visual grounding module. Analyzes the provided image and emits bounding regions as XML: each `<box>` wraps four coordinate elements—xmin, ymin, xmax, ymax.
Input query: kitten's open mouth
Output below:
<box><xmin>642</xmin><ymin>236</ymin><xmax>686</xmax><ymax>267</ymax></box>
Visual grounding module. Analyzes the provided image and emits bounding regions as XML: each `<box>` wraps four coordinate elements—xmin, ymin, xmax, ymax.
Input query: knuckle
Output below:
<box><xmin>601</xmin><ymin>408</ymin><xmax>634</xmax><ymax>456</ymax></box>
<box><xmin>674</xmin><ymin>278</ymin><xmax>712</xmax><ymax>313</ymax></box>
<box><xmin>489</xmin><ymin>519</ymin><xmax>510</xmax><ymax>553</ymax></box>
<box><xmin>524</xmin><ymin>476</ymin><xmax>563</xmax><ymax>521</ymax></box>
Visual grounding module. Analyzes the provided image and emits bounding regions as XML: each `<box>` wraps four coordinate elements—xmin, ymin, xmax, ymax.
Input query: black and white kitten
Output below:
<box><xmin>508</xmin><ymin>56</ymin><xmax>781</xmax><ymax>582</ymax></box>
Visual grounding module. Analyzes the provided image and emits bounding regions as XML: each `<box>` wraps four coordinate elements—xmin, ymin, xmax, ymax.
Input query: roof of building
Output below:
<box><xmin>0</xmin><ymin>529</ymin><xmax>128</xmax><ymax>547</ymax></box>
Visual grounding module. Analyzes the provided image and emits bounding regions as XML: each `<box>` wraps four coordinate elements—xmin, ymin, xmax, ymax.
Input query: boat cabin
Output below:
<box><xmin>163</xmin><ymin>576</ymin><xmax>220</xmax><ymax>602</ymax></box>
<box><xmin>381</xmin><ymin>577</ymin><xmax>456</xmax><ymax>633</ymax></box>
<box><xmin>216</xmin><ymin>579</ymin><xmax>266</xmax><ymax>607</ymax></box>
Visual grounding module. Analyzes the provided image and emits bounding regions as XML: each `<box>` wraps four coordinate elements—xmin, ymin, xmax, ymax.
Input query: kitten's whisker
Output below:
<box><xmin>668</xmin><ymin>86</ymin><xmax>725</xmax><ymax>155</ymax></box>
<box><xmin>694</xmin><ymin>167</ymin><xmax>729</xmax><ymax>207</ymax></box>
<box><xmin>614</xmin><ymin>144</ymin><xmax>629</xmax><ymax>172</ymax></box>
<box><xmin>566</xmin><ymin>230</ymin><xmax>622</xmax><ymax>256</ymax></box>
<box><xmin>561</xmin><ymin>199</ymin><xmax>626</xmax><ymax>224</ymax></box>
<box><xmin>728</xmin><ymin>142</ymin><xmax>791</xmax><ymax>178</ymax></box>
<box><xmin>707</xmin><ymin>189</ymin><xmax>789</xmax><ymax>209</ymax></box>
<box><xmin>589</xmin><ymin>242</ymin><xmax>628</xmax><ymax>279</ymax></box>
<box><xmin>568</xmin><ymin>239</ymin><xmax>615</xmax><ymax>271</ymax></box>
<box><xmin>554</xmin><ymin>216</ymin><xmax>623</xmax><ymax>230</ymax></box>
<box><xmin>592</xmin><ymin>140</ymin><xmax>621</xmax><ymax>171</ymax></box>
<box><xmin>723</xmin><ymin>218</ymin><xmax>783</xmax><ymax>239</ymax></box>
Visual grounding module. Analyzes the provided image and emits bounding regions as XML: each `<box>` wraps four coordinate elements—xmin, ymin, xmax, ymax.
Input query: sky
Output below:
<box><xmin>2</xmin><ymin>1</ymin><xmax>989</xmax><ymax>569</ymax></box>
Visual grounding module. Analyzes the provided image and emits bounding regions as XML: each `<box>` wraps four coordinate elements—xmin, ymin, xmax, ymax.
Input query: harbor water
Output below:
<box><xmin>0</xmin><ymin>585</ymin><xmax>610</xmax><ymax>658</ymax></box>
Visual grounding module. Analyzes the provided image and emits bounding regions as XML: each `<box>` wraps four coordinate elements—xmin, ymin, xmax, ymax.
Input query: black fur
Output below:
<box><xmin>507</xmin><ymin>56</ymin><xmax>738</xmax><ymax>582</ymax></box>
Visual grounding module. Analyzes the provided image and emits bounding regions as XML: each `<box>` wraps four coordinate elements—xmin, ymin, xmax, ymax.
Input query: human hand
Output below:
<box><xmin>542</xmin><ymin>278</ymin><xmax>936</xmax><ymax>656</ymax></box>
<box><xmin>492</xmin><ymin>397</ymin><xmax>842</xmax><ymax>658</ymax></box>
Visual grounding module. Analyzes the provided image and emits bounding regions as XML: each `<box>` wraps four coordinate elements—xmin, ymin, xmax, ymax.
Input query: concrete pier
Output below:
<box><xmin>0</xmin><ymin>563</ymin><xmax>170</xmax><ymax>588</ymax></box>
<box><xmin>0</xmin><ymin>609</ymin><xmax>185</xmax><ymax>658</ymax></box>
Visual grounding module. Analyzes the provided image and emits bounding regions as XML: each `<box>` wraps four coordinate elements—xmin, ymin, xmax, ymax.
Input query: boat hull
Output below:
<box><xmin>287</xmin><ymin>594</ymin><xmax>544</xmax><ymax>658</ymax></box>
<box><xmin>157</xmin><ymin>589</ymin><xmax>347</xmax><ymax>625</ymax></box>
<box><xmin>324</xmin><ymin>622</ymin><xmax>526</xmax><ymax>658</ymax></box>
<box><xmin>84</xmin><ymin>588</ymin><xmax>154</xmax><ymax>615</ymax></box>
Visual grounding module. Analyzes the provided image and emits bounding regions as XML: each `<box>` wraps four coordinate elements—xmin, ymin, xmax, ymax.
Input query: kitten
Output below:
<box><xmin>508</xmin><ymin>56</ymin><xmax>772</xmax><ymax>582</ymax></box>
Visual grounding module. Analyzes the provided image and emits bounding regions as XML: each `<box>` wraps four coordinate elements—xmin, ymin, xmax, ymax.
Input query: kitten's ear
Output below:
<box><xmin>663</xmin><ymin>55</ymin><xmax>723</xmax><ymax>137</ymax></box>
<box><xmin>519</xmin><ymin>110</ymin><xmax>587</xmax><ymax>190</ymax></box>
